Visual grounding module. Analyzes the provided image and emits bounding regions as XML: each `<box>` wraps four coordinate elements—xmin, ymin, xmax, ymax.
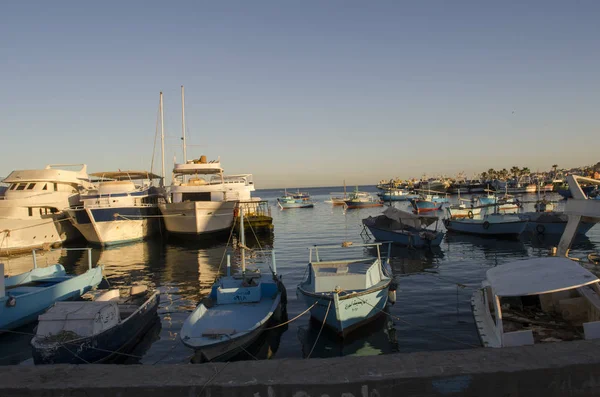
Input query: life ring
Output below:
<box><xmin>233</xmin><ymin>207</ymin><xmax>239</xmax><ymax>217</ymax></box>
<box><xmin>468</xmin><ymin>211</ymin><xmax>474</xmax><ymax>219</ymax></box>
<box><xmin>483</xmin><ymin>221</ymin><xmax>490</xmax><ymax>230</ymax></box>
<box><xmin>536</xmin><ymin>224</ymin><xmax>546</xmax><ymax>234</ymax></box>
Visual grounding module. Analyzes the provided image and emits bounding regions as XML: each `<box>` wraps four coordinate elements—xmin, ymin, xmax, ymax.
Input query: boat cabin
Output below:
<box><xmin>473</xmin><ymin>257</ymin><xmax>600</xmax><ymax>348</ymax></box>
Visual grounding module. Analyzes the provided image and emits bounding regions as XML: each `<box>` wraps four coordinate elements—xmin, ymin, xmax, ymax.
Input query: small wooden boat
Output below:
<box><xmin>180</xmin><ymin>207</ymin><xmax>286</xmax><ymax>362</ymax></box>
<box><xmin>447</xmin><ymin>192</ymin><xmax>484</xmax><ymax>219</ymax></box>
<box><xmin>410</xmin><ymin>197</ymin><xmax>444</xmax><ymax>213</ymax></box>
<box><xmin>472</xmin><ymin>257</ymin><xmax>600</xmax><ymax>348</ymax></box>
<box><xmin>343</xmin><ymin>187</ymin><xmax>382</xmax><ymax>209</ymax></box>
<box><xmin>0</xmin><ymin>249</ymin><xmax>103</xmax><ymax>331</ymax></box>
<box><xmin>362</xmin><ymin>207</ymin><xmax>444</xmax><ymax>248</ymax></box>
<box><xmin>296</xmin><ymin>242</ymin><xmax>393</xmax><ymax>337</ymax></box>
<box><xmin>444</xmin><ymin>213</ymin><xmax>527</xmax><ymax>237</ymax></box>
<box><xmin>31</xmin><ymin>286</ymin><xmax>159</xmax><ymax>364</ymax></box>
<box><xmin>277</xmin><ymin>189</ymin><xmax>314</xmax><ymax>209</ymax></box>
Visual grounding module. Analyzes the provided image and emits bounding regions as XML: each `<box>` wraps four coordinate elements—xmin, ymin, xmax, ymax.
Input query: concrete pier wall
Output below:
<box><xmin>3</xmin><ymin>339</ymin><xmax>600</xmax><ymax>397</ymax></box>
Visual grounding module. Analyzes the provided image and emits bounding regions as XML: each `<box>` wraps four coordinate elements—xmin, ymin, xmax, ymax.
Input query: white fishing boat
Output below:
<box><xmin>180</xmin><ymin>207</ymin><xmax>285</xmax><ymax>362</ymax></box>
<box><xmin>444</xmin><ymin>212</ymin><xmax>527</xmax><ymax>237</ymax></box>
<box><xmin>447</xmin><ymin>191</ymin><xmax>484</xmax><ymax>219</ymax></box>
<box><xmin>66</xmin><ymin>171</ymin><xmax>165</xmax><ymax>246</ymax></box>
<box><xmin>473</xmin><ymin>174</ymin><xmax>600</xmax><ymax>348</ymax></box>
<box><xmin>296</xmin><ymin>242</ymin><xmax>393</xmax><ymax>337</ymax></box>
<box><xmin>472</xmin><ymin>257</ymin><xmax>600</xmax><ymax>348</ymax></box>
<box><xmin>0</xmin><ymin>164</ymin><xmax>94</xmax><ymax>255</ymax></box>
<box><xmin>158</xmin><ymin>88</ymin><xmax>255</xmax><ymax>238</ymax></box>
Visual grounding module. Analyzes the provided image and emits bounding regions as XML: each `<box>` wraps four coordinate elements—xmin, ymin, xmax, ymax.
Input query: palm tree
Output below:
<box><xmin>552</xmin><ymin>164</ymin><xmax>558</xmax><ymax>178</ymax></box>
<box><xmin>500</xmin><ymin>168</ymin><xmax>509</xmax><ymax>180</ymax></box>
<box><xmin>510</xmin><ymin>166</ymin><xmax>520</xmax><ymax>178</ymax></box>
<box><xmin>521</xmin><ymin>167</ymin><xmax>530</xmax><ymax>176</ymax></box>
<box><xmin>487</xmin><ymin>168</ymin><xmax>496</xmax><ymax>180</ymax></box>
<box><xmin>480</xmin><ymin>171</ymin><xmax>488</xmax><ymax>181</ymax></box>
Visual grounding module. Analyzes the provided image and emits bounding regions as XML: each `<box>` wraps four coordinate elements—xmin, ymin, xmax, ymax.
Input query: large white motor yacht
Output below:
<box><xmin>0</xmin><ymin>164</ymin><xmax>93</xmax><ymax>255</ymax></box>
<box><xmin>159</xmin><ymin>157</ymin><xmax>255</xmax><ymax>237</ymax></box>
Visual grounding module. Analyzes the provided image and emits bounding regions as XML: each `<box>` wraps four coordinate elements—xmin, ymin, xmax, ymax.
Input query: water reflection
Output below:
<box><xmin>297</xmin><ymin>308</ymin><xmax>398</xmax><ymax>358</ymax></box>
<box><xmin>443</xmin><ymin>233</ymin><xmax>529</xmax><ymax>259</ymax></box>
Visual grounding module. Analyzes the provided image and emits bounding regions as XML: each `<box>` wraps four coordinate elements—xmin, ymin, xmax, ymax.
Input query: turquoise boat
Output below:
<box><xmin>296</xmin><ymin>242</ymin><xmax>393</xmax><ymax>337</ymax></box>
<box><xmin>180</xmin><ymin>207</ymin><xmax>286</xmax><ymax>362</ymax></box>
<box><xmin>377</xmin><ymin>189</ymin><xmax>419</xmax><ymax>202</ymax></box>
<box><xmin>277</xmin><ymin>189</ymin><xmax>314</xmax><ymax>209</ymax></box>
<box><xmin>0</xmin><ymin>249</ymin><xmax>103</xmax><ymax>331</ymax></box>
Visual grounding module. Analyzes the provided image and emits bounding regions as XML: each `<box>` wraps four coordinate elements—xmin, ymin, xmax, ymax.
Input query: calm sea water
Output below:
<box><xmin>2</xmin><ymin>186</ymin><xmax>599</xmax><ymax>365</ymax></box>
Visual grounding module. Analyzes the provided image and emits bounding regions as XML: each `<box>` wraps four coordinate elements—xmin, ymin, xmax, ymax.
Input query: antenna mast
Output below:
<box><xmin>181</xmin><ymin>85</ymin><xmax>187</xmax><ymax>163</ymax></box>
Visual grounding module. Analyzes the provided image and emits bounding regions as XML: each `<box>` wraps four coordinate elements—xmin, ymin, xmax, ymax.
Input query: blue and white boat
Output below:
<box><xmin>410</xmin><ymin>195</ymin><xmax>445</xmax><ymax>214</ymax></box>
<box><xmin>180</xmin><ymin>208</ymin><xmax>286</xmax><ymax>362</ymax></box>
<box><xmin>0</xmin><ymin>248</ymin><xmax>103</xmax><ymax>331</ymax></box>
<box><xmin>277</xmin><ymin>189</ymin><xmax>314</xmax><ymax>209</ymax></box>
<box><xmin>296</xmin><ymin>242</ymin><xmax>393</xmax><ymax>337</ymax></box>
<box><xmin>518</xmin><ymin>212</ymin><xmax>596</xmax><ymax>236</ymax></box>
<box><xmin>444</xmin><ymin>212</ymin><xmax>527</xmax><ymax>238</ymax></box>
<box><xmin>362</xmin><ymin>207</ymin><xmax>444</xmax><ymax>248</ymax></box>
<box><xmin>66</xmin><ymin>171</ymin><xmax>165</xmax><ymax>246</ymax></box>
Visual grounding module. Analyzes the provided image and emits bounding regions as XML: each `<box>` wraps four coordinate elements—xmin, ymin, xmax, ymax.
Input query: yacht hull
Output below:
<box><xmin>66</xmin><ymin>207</ymin><xmax>162</xmax><ymax>246</ymax></box>
<box><xmin>0</xmin><ymin>214</ymin><xmax>79</xmax><ymax>255</ymax></box>
<box><xmin>159</xmin><ymin>201</ymin><xmax>235</xmax><ymax>236</ymax></box>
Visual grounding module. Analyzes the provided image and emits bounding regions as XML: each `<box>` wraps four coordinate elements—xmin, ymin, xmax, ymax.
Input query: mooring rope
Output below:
<box><xmin>306</xmin><ymin>300</ymin><xmax>331</xmax><ymax>359</ymax></box>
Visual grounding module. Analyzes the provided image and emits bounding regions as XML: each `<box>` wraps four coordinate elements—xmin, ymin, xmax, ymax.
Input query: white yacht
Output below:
<box><xmin>158</xmin><ymin>86</ymin><xmax>256</xmax><ymax>238</ymax></box>
<box><xmin>65</xmin><ymin>171</ymin><xmax>165</xmax><ymax>246</ymax></box>
<box><xmin>159</xmin><ymin>157</ymin><xmax>255</xmax><ymax>237</ymax></box>
<box><xmin>0</xmin><ymin>164</ymin><xmax>93</xmax><ymax>255</ymax></box>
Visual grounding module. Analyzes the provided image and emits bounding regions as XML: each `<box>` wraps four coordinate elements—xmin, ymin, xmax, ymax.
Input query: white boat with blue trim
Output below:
<box><xmin>296</xmin><ymin>242</ymin><xmax>393</xmax><ymax>337</ymax></box>
<box><xmin>444</xmin><ymin>211</ymin><xmax>527</xmax><ymax>237</ymax></box>
<box><xmin>65</xmin><ymin>171</ymin><xmax>165</xmax><ymax>246</ymax></box>
<box><xmin>0</xmin><ymin>248</ymin><xmax>103</xmax><ymax>331</ymax></box>
<box><xmin>180</xmin><ymin>207</ymin><xmax>285</xmax><ymax>362</ymax></box>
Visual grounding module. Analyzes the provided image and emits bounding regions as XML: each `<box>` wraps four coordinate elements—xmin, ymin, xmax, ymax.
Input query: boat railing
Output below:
<box><xmin>32</xmin><ymin>247</ymin><xmax>94</xmax><ymax>270</ymax></box>
<box><xmin>309</xmin><ymin>241</ymin><xmax>392</xmax><ymax>264</ymax></box>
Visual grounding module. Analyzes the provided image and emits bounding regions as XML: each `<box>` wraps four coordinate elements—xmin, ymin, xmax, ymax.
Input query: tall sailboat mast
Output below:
<box><xmin>181</xmin><ymin>85</ymin><xmax>187</xmax><ymax>163</ymax></box>
<box><xmin>240</xmin><ymin>206</ymin><xmax>246</xmax><ymax>277</ymax></box>
<box><xmin>160</xmin><ymin>92</ymin><xmax>165</xmax><ymax>187</ymax></box>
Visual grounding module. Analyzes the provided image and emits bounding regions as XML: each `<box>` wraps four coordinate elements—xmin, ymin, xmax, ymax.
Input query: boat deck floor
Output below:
<box><xmin>502</xmin><ymin>307</ymin><xmax>583</xmax><ymax>343</ymax></box>
<box><xmin>7</xmin><ymin>278</ymin><xmax>70</xmax><ymax>295</ymax></box>
<box><xmin>188</xmin><ymin>300</ymin><xmax>275</xmax><ymax>338</ymax></box>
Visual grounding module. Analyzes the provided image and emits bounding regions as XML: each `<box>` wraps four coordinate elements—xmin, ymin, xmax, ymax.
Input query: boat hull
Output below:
<box><xmin>445</xmin><ymin>219</ymin><xmax>527</xmax><ymax>237</ymax></box>
<box><xmin>159</xmin><ymin>201</ymin><xmax>235</xmax><ymax>236</ymax></box>
<box><xmin>447</xmin><ymin>207</ymin><xmax>483</xmax><ymax>219</ymax></box>
<box><xmin>344</xmin><ymin>202</ymin><xmax>383</xmax><ymax>209</ymax></box>
<box><xmin>0</xmin><ymin>214</ymin><xmax>80</xmax><ymax>256</ymax></box>
<box><xmin>297</xmin><ymin>282</ymin><xmax>390</xmax><ymax>337</ymax></box>
<box><xmin>66</xmin><ymin>207</ymin><xmax>162</xmax><ymax>246</ymax></box>
<box><xmin>411</xmin><ymin>200</ymin><xmax>444</xmax><ymax>213</ymax></box>
<box><xmin>277</xmin><ymin>201</ymin><xmax>314</xmax><ymax>209</ymax></box>
<box><xmin>524</xmin><ymin>221</ymin><xmax>595</xmax><ymax>236</ymax></box>
<box><xmin>0</xmin><ymin>266</ymin><xmax>103</xmax><ymax>331</ymax></box>
<box><xmin>378</xmin><ymin>193</ymin><xmax>419</xmax><ymax>202</ymax></box>
<box><xmin>31</xmin><ymin>292</ymin><xmax>160</xmax><ymax>364</ymax></box>
<box><xmin>365</xmin><ymin>225</ymin><xmax>443</xmax><ymax>248</ymax></box>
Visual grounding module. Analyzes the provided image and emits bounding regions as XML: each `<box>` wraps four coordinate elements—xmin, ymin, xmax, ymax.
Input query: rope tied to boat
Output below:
<box><xmin>306</xmin><ymin>300</ymin><xmax>332</xmax><ymax>359</ymax></box>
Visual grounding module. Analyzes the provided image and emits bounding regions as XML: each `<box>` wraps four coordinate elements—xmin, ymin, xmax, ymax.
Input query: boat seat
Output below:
<box><xmin>31</xmin><ymin>276</ymin><xmax>72</xmax><ymax>284</ymax></box>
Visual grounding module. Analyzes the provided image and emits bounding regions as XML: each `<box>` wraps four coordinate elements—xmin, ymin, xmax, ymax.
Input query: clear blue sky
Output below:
<box><xmin>1</xmin><ymin>1</ymin><xmax>598</xmax><ymax>188</ymax></box>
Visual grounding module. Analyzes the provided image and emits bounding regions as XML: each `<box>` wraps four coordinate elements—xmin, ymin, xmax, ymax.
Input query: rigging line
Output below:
<box><xmin>213</xmin><ymin>216</ymin><xmax>238</xmax><ymax>283</ymax></box>
<box><xmin>198</xmin><ymin>362</ymin><xmax>231</xmax><ymax>397</ymax></box>
<box><xmin>263</xmin><ymin>301</ymin><xmax>318</xmax><ymax>331</ymax></box>
<box><xmin>150</xmin><ymin>96</ymin><xmax>161</xmax><ymax>179</ymax></box>
<box><xmin>306</xmin><ymin>300</ymin><xmax>331</xmax><ymax>360</ymax></box>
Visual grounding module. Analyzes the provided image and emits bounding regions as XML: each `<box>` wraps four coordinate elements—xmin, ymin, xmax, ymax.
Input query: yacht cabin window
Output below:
<box><xmin>16</xmin><ymin>184</ymin><xmax>26</xmax><ymax>191</ymax></box>
<box><xmin>53</xmin><ymin>183</ymin><xmax>58</xmax><ymax>192</ymax></box>
<box><xmin>181</xmin><ymin>192</ymin><xmax>211</xmax><ymax>202</ymax></box>
<box><xmin>27</xmin><ymin>183</ymin><xmax>36</xmax><ymax>190</ymax></box>
<box><xmin>43</xmin><ymin>184</ymin><xmax>48</xmax><ymax>191</ymax></box>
